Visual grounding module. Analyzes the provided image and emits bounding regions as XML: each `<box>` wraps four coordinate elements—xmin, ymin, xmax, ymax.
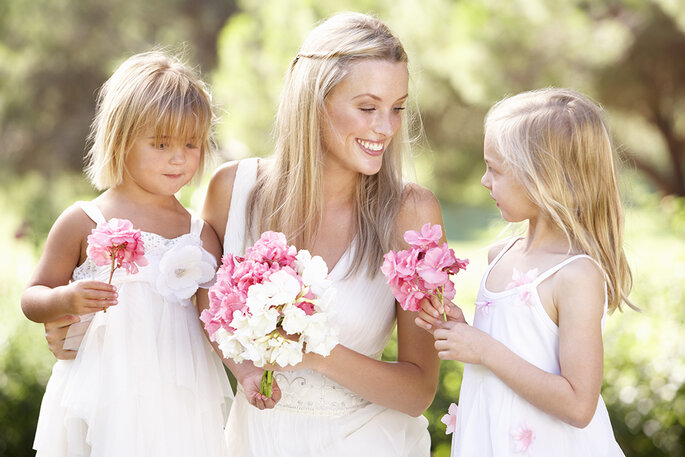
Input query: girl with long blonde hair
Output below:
<box><xmin>418</xmin><ymin>88</ymin><xmax>632</xmax><ymax>456</ymax></box>
<box><xmin>202</xmin><ymin>11</ymin><xmax>443</xmax><ymax>456</ymax></box>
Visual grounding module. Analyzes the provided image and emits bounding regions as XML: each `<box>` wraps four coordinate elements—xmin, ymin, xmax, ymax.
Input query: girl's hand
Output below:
<box><xmin>236</xmin><ymin>366</ymin><xmax>282</xmax><ymax>409</ymax></box>
<box><xmin>432</xmin><ymin>321</ymin><xmax>490</xmax><ymax>364</ymax></box>
<box><xmin>62</xmin><ymin>280</ymin><xmax>118</xmax><ymax>315</ymax></box>
<box><xmin>415</xmin><ymin>295</ymin><xmax>467</xmax><ymax>332</ymax></box>
<box><xmin>44</xmin><ymin>314</ymin><xmax>81</xmax><ymax>360</ymax></box>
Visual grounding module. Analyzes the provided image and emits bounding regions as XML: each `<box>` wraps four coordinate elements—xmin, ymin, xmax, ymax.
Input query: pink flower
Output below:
<box><xmin>416</xmin><ymin>243</ymin><xmax>457</xmax><ymax>288</ymax></box>
<box><xmin>86</xmin><ymin>218</ymin><xmax>148</xmax><ymax>278</ymax></box>
<box><xmin>506</xmin><ymin>268</ymin><xmax>538</xmax><ymax>306</ymax></box>
<box><xmin>506</xmin><ymin>268</ymin><xmax>538</xmax><ymax>289</ymax></box>
<box><xmin>403</xmin><ymin>222</ymin><xmax>443</xmax><ymax>249</ymax></box>
<box><xmin>246</xmin><ymin>231</ymin><xmax>297</xmax><ymax>266</ymax></box>
<box><xmin>441</xmin><ymin>403</ymin><xmax>458</xmax><ymax>434</ymax></box>
<box><xmin>474</xmin><ymin>299</ymin><xmax>493</xmax><ymax>316</ymax></box>
<box><xmin>511</xmin><ymin>423</ymin><xmax>535</xmax><ymax>454</ymax></box>
<box><xmin>381</xmin><ymin>224</ymin><xmax>468</xmax><ymax>313</ymax></box>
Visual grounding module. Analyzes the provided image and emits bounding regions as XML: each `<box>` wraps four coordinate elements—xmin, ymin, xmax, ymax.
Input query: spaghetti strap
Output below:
<box><xmin>189</xmin><ymin>214</ymin><xmax>205</xmax><ymax>238</ymax></box>
<box><xmin>478</xmin><ymin>237</ymin><xmax>523</xmax><ymax>292</ymax></box>
<box><xmin>223</xmin><ymin>158</ymin><xmax>259</xmax><ymax>253</ymax></box>
<box><xmin>77</xmin><ymin>201</ymin><xmax>106</xmax><ymax>225</ymax></box>
<box><xmin>532</xmin><ymin>254</ymin><xmax>602</xmax><ymax>286</ymax></box>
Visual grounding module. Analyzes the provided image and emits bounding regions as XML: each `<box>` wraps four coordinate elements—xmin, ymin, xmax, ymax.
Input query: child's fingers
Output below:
<box><xmin>414</xmin><ymin>315</ymin><xmax>433</xmax><ymax>331</ymax></box>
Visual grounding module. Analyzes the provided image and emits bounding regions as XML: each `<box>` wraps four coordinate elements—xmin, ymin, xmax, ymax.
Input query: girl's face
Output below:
<box><xmin>321</xmin><ymin>59</ymin><xmax>408</xmax><ymax>177</ymax></box>
<box><xmin>121</xmin><ymin>129</ymin><xmax>201</xmax><ymax>197</ymax></box>
<box><xmin>481</xmin><ymin>132</ymin><xmax>537</xmax><ymax>223</ymax></box>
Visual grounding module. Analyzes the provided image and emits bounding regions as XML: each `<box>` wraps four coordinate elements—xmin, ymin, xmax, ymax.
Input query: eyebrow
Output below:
<box><xmin>351</xmin><ymin>93</ymin><xmax>409</xmax><ymax>103</ymax></box>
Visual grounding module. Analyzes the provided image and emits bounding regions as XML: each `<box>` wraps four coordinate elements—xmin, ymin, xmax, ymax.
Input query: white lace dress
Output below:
<box><xmin>222</xmin><ymin>159</ymin><xmax>431</xmax><ymax>456</ymax></box>
<box><xmin>451</xmin><ymin>238</ymin><xmax>625</xmax><ymax>456</ymax></box>
<box><xmin>33</xmin><ymin>201</ymin><xmax>232</xmax><ymax>457</ymax></box>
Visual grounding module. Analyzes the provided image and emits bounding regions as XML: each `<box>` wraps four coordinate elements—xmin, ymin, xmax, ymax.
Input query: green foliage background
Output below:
<box><xmin>1</xmin><ymin>0</ymin><xmax>685</xmax><ymax>456</ymax></box>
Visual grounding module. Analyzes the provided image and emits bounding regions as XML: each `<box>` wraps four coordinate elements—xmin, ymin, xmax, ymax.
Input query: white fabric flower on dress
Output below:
<box><xmin>156</xmin><ymin>242</ymin><xmax>216</xmax><ymax>302</ymax></box>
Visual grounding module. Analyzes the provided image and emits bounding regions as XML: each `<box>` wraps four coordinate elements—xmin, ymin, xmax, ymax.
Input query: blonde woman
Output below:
<box><xmin>201</xmin><ymin>12</ymin><xmax>444</xmax><ymax>456</ymax></box>
<box><xmin>418</xmin><ymin>88</ymin><xmax>633</xmax><ymax>456</ymax></box>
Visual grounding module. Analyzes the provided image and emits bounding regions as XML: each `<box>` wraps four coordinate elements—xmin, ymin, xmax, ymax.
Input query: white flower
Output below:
<box><xmin>316</xmin><ymin>287</ymin><xmax>337</xmax><ymax>313</ymax></box>
<box><xmin>245</xmin><ymin>282</ymin><xmax>276</xmax><ymax>312</ymax></box>
<box><xmin>216</xmin><ymin>330</ymin><xmax>246</xmax><ymax>362</ymax></box>
<box><xmin>302</xmin><ymin>313</ymin><xmax>339</xmax><ymax>356</ymax></box>
<box><xmin>156</xmin><ymin>242</ymin><xmax>215</xmax><ymax>302</ymax></box>
<box><xmin>281</xmin><ymin>304</ymin><xmax>308</xmax><ymax>334</ymax></box>
<box><xmin>268</xmin><ymin>337</ymin><xmax>303</xmax><ymax>367</ymax></box>
<box><xmin>296</xmin><ymin>250</ymin><xmax>332</xmax><ymax>292</ymax></box>
<box><xmin>246</xmin><ymin>308</ymin><xmax>279</xmax><ymax>337</ymax></box>
<box><xmin>266</xmin><ymin>270</ymin><xmax>302</xmax><ymax>306</ymax></box>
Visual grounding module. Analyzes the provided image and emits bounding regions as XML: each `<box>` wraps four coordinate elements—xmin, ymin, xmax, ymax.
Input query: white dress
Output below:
<box><xmin>222</xmin><ymin>159</ymin><xmax>431</xmax><ymax>456</ymax></box>
<box><xmin>451</xmin><ymin>238</ymin><xmax>625</xmax><ymax>456</ymax></box>
<box><xmin>33</xmin><ymin>201</ymin><xmax>232</xmax><ymax>457</ymax></box>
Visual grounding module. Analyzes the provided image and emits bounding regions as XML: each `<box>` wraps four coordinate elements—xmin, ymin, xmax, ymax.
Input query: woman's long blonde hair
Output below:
<box><xmin>485</xmin><ymin>88</ymin><xmax>634</xmax><ymax>312</ymax></box>
<box><xmin>247</xmin><ymin>12</ymin><xmax>412</xmax><ymax>276</ymax></box>
<box><xmin>85</xmin><ymin>50</ymin><xmax>215</xmax><ymax>190</ymax></box>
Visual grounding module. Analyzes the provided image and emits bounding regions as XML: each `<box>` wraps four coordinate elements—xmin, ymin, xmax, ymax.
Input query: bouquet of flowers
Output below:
<box><xmin>200</xmin><ymin>231</ymin><xmax>338</xmax><ymax>397</ymax></box>
<box><xmin>86</xmin><ymin>218</ymin><xmax>147</xmax><ymax>312</ymax></box>
<box><xmin>381</xmin><ymin>223</ymin><xmax>468</xmax><ymax>319</ymax></box>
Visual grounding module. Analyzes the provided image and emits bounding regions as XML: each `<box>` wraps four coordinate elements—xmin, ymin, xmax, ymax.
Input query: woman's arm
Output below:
<box><xmin>21</xmin><ymin>205</ymin><xmax>118</xmax><ymax>323</ymax></box>
<box><xmin>199</xmin><ymin>160</ymin><xmax>282</xmax><ymax>409</ymax></box>
<box><xmin>433</xmin><ymin>257</ymin><xmax>605</xmax><ymax>427</ymax></box>
<box><xmin>293</xmin><ymin>184</ymin><xmax>444</xmax><ymax>416</ymax></box>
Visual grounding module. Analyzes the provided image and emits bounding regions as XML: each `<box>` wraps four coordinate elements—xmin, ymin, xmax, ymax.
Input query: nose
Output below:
<box><xmin>373</xmin><ymin>110</ymin><xmax>399</xmax><ymax>137</ymax></box>
<box><xmin>169</xmin><ymin>144</ymin><xmax>187</xmax><ymax>165</ymax></box>
<box><xmin>481</xmin><ymin>171</ymin><xmax>490</xmax><ymax>189</ymax></box>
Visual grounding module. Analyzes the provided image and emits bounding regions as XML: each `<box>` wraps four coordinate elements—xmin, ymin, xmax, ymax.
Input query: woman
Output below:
<box><xmin>202</xmin><ymin>12</ymin><xmax>445</xmax><ymax>456</ymax></box>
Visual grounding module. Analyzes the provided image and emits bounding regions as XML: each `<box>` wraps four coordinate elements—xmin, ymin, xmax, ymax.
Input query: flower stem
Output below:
<box><xmin>260</xmin><ymin>370</ymin><xmax>274</xmax><ymax>398</ymax></box>
<box><xmin>438</xmin><ymin>287</ymin><xmax>447</xmax><ymax>322</ymax></box>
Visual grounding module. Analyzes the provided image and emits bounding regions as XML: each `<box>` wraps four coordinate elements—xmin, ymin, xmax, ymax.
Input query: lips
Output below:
<box><xmin>356</xmin><ymin>138</ymin><xmax>385</xmax><ymax>157</ymax></box>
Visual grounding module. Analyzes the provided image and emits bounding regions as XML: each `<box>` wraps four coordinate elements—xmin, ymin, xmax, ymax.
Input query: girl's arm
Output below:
<box><xmin>21</xmin><ymin>205</ymin><xmax>118</xmax><ymax>323</ymax></box>
<box><xmin>283</xmin><ymin>184</ymin><xmax>443</xmax><ymax>417</ymax></box>
<box><xmin>433</xmin><ymin>257</ymin><xmax>605</xmax><ymax>427</ymax></box>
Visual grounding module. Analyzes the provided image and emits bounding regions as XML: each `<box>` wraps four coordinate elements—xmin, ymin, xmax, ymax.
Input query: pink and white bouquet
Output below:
<box><xmin>86</xmin><ymin>218</ymin><xmax>147</xmax><ymax>311</ymax></box>
<box><xmin>381</xmin><ymin>223</ymin><xmax>468</xmax><ymax>318</ymax></box>
<box><xmin>200</xmin><ymin>231</ymin><xmax>338</xmax><ymax>397</ymax></box>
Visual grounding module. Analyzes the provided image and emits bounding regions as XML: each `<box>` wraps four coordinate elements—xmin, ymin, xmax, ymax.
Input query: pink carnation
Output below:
<box><xmin>245</xmin><ymin>231</ymin><xmax>297</xmax><ymax>266</ymax></box>
<box><xmin>382</xmin><ymin>224</ymin><xmax>468</xmax><ymax>313</ymax></box>
<box><xmin>86</xmin><ymin>218</ymin><xmax>147</xmax><ymax>276</ymax></box>
<box><xmin>403</xmin><ymin>222</ymin><xmax>442</xmax><ymax>249</ymax></box>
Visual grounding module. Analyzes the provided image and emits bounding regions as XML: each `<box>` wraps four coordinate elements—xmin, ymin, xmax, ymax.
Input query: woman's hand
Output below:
<box><xmin>415</xmin><ymin>295</ymin><xmax>467</xmax><ymax>332</ymax></box>
<box><xmin>44</xmin><ymin>314</ymin><xmax>81</xmax><ymax>360</ymax></box>
<box><xmin>235</xmin><ymin>365</ymin><xmax>282</xmax><ymax>410</ymax></box>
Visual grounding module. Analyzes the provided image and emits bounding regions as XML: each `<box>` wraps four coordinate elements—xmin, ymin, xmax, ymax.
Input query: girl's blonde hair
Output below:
<box><xmin>247</xmin><ymin>12</ymin><xmax>411</xmax><ymax>276</ymax></box>
<box><xmin>85</xmin><ymin>50</ymin><xmax>214</xmax><ymax>190</ymax></box>
<box><xmin>485</xmin><ymin>88</ymin><xmax>633</xmax><ymax>312</ymax></box>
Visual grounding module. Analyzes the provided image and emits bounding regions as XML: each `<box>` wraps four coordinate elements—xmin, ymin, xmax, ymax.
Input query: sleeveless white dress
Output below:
<box><xmin>222</xmin><ymin>159</ymin><xmax>431</xmax><ymax>456</ymax></box>
<box><xmin>33</xmin><ymin>201</ymin><xmax>232</xmax><ymax>457</ymax></box>
<box><xmin>451</xmin><ymin>238</ymin><xmax>625</xmax><ymax>456</ymax></box>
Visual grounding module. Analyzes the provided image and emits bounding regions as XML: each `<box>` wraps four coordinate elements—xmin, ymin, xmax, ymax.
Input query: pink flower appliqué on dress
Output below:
<box><xmin>511</xmin><ymin>423</ymin><xmax>535</xmax><ymax>454</ymax></box>
<box><xmin>474</xmin><ymin>300</ymin><xmax>493</xmax><ymax>316</ymax></box>
<box><xmin>441</xmin><ymin>403</ymin><xmax>458</xmax><ymax>434</ymax></box>
<box><xmin>506</xmin><ymin>268</ymin><xmax>538</xmax><ymax>306</ymax></box>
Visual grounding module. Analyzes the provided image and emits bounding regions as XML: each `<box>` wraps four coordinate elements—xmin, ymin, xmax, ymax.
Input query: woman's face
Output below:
<box><xmin>321</xmin><ymin>59</ymin><xmax>408</xmax><ymax>177</ymax></box>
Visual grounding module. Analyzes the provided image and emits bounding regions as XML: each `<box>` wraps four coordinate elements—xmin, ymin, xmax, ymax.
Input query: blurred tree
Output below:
<box><xmin>212</xmin><ymin>0</ymin><xmax>685</xmax><ymax>201</ymax></box>
<box><xmin>0</xmin><ymin>0</ymin><xmax>237</xmax><ymax>176</ymax></box>
<box><xmin>597</xmin><ymin>5</ymin><xmax>685</xmax><ymax>196</ymax></box>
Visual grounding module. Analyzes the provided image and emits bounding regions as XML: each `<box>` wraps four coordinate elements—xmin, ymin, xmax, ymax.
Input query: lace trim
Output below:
<box><xmin>272</xmin><ymin>370</ymin><xmax>370</xmax><ymax>417</ymax></box>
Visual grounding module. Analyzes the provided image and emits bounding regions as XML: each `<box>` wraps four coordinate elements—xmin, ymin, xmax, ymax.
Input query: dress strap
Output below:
<box><xmin>532</xmin><ymin>254</ymin><xmax>602</xmax><ymax>286</ymax></box>
<box><xmin>77</xmin><ymin>201</ymin><xmax>107</xmax><ymax>225</ymax></box>
<box><xmin>189</xmin><ymin>213</ymin><xmax>205</xmax><ymax>238</ymax></box>
<box><xmin>532</xmin><ymin>254</ymin><xmax>609</xmax><ymax>328</ymax></box>
<box><xmin>223</xmin><ymin>158</ymin><xmax>259</xmax><ymax>254</ymax></box>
